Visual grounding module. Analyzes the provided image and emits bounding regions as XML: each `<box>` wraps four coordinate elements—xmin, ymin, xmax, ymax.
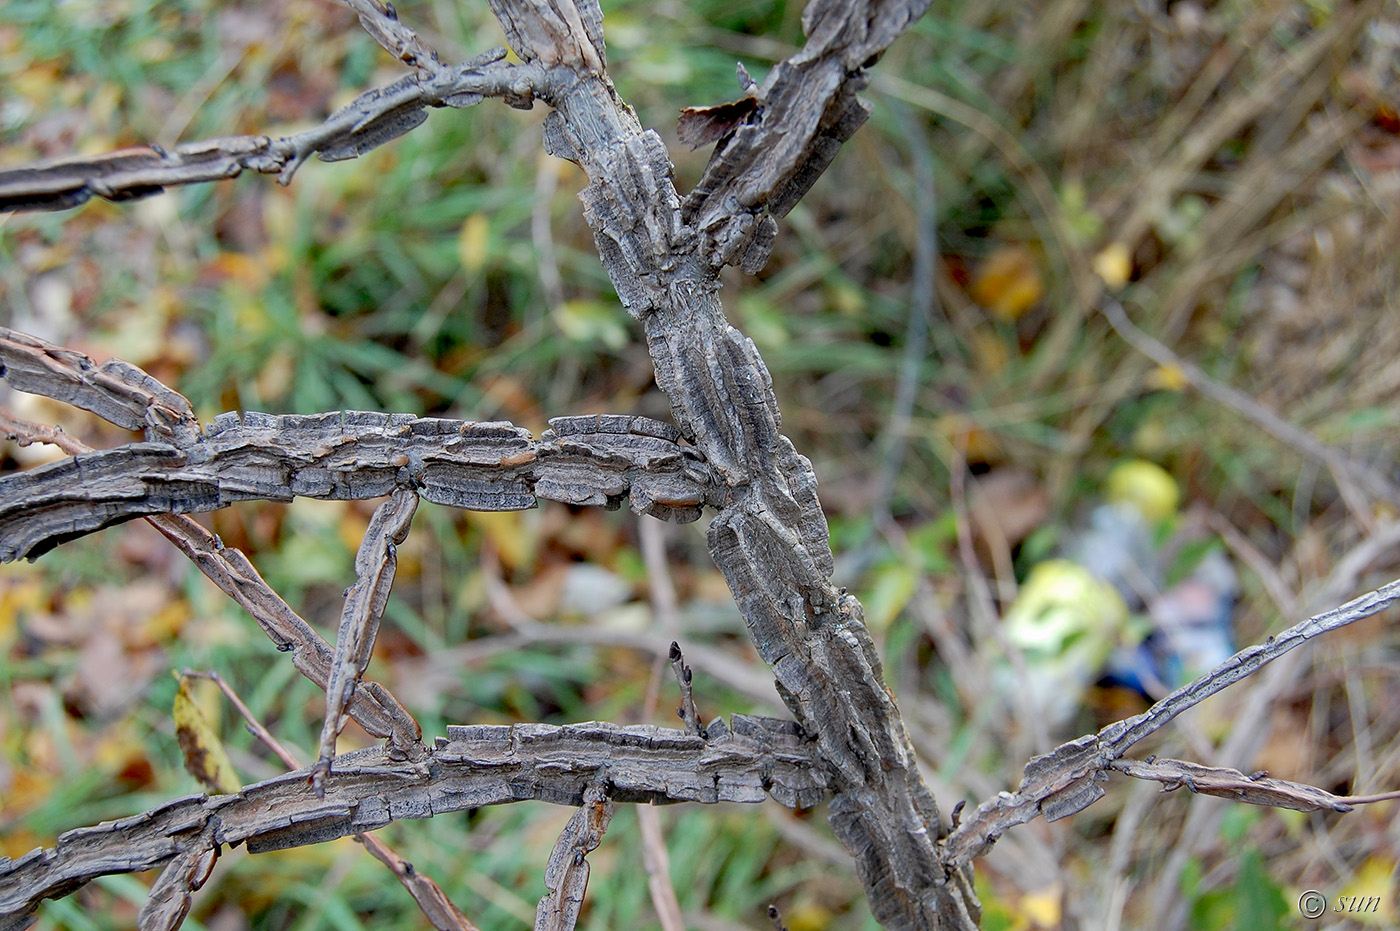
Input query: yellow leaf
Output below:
<box><xmin>173</xmin><ymin>673</ymin><xmax>241</xmax><ymax>795</ymax></box>
<box><xmin>459</xmin><ymin>212</ymin><xmax>491</xmax><ymax>275</ymax></box>
<box><xmin>1020</xmin><ymin>886</ymin><xmax>1061</xmax><ymax>928</ymax></box>
<box><xmin>1334</xmin><ymin>856</ymin><xmax>1397</xmax><ymax>926</ymax></box>
<box><xmin>970</xmin><ymin>329</ymin><xmax>1009</xmax><ymax>375</ymax></box>
<box><xmin>467</xmin><ymin>510</ymin><xmax>537</xmax><ymax>573</ymax></box>
<box><xmin>783</xmin><ymin>901</ymin><xmax>834</xmax><ymax>931</ymax></box>
<box><xmin>1093</xmin><ymin>242</ymin><xmax>1133</xmax><ymax>288</ymax></box>
<box><xmin>1105</xmin><ymin>460</ymin><xmax>1179</xmax><ymax>523</ymax></box>
<box><xmin>970</xmin><ymin>244</ymin><xmax>1043</xmax><ymax>321</ymax></box>
<box><xmin>1145</xmin><ymin>363</ymin><xmax>1188</xmax><ymax>392</ymax></box>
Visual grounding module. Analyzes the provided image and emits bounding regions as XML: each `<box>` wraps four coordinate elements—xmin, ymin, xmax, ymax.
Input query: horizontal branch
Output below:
<box><xmin>1108</xmin><ymin>757</ymin><xmax>1358</xmax><ymax>812</ymax></box>
<box><xmin>0</xmin><ymin>50</ymin><xmax>546</xmax><ymax>212</ymax></box>
<box><xmin>0</xmin><ymin>716</ymin><xmax>827</xmax><ymax>924</ymax></box>
<box><xmin>0</xmin><ymin>408</ymin><xmax>717</xmax><ymax>561</ymax></box>
<box><xmin>940</xmin><ymin>575</ymin><xmax>1400</xmax><ymax>866</ymax></box>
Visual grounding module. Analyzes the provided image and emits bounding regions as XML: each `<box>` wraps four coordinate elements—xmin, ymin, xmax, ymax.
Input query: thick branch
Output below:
<box><xmin>0</xmin><ymin>717</ymin><xmax>827</xmax><ymax>924</ymax></box>
<box><xmin>193</xmin><ymin>669</ymin><xmax>480</xmax><ymax>931</ymax></box>
<box><xmin>0</xmin><ymin>50</ymin><xmax>544</xmax><ymax>212</ymax></box>
<box><xmin>133</xmin><ymin>824</ymin><xmax>218</xmax><ymax>931</ymax></box>
<box><xmin>487</xmin><ymin>1</ymin><xmax>978</xmax><ymax>926</ymax></box>
<box><xmin>0</xmin><ymin>406</ymin><xmax>717</xmax><ymax>561</ymax></box>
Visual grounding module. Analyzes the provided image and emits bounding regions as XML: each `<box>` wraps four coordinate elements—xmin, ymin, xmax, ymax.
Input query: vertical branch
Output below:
<box><xmin>639</xmin><ymin>520</ymin><xmax>691</xmax><ymax>931</ymax></box>
<box><xmin>534</xmin><ymin>785</ymin><xmax>615</xmax><ymax>931</ymax></box>
<box><xmin>134</xmin><ymin>827</ymin><xmax>219</xmax><ymax>931</ymax></box>
<box><xmin>482</xmin><ymin>0</ymin><xmax>981</xmax><ymax>925</ymax></box>
<box><xmin>314</xmin><ymin>486</ymin><xmax>421</xmax><ymax>792</ymax></box>
<box><xmin>668</xmin><ymin>642</ymin><xmax>704</xmax><ymax>736</ymax></box>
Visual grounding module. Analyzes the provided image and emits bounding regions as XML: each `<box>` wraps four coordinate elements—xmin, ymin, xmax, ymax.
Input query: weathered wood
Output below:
<box><xmin>533</xmin><ymin>784</ymin><xmax>613</xmax><ymax>931</ymax></box>
<box><xmin>0</xmin><ymin>0</ymin><xmax>984</xmax><ymax>926</ymax></box>
<box><xmin>134</xmin><ymin>826</ymin><xmax>218</xmax><ymax>931</ymax></box>
<box><xmin>0</xmin><ymin>718</ymin><xmax>828</xmax><ymax>924</ymax></box>
<box><xmin>488</xmin><ymin>0</ymin><xmax>979</xmax><ymax>924</ymax></box>
<box><xmin>0</xmin><ymin>50</ymin><xmax>537</xmax><ymax>210</ymax></box>
<box><xmin>0</xmin><ymin>410</ymin><xmax>717</xmax><ymax>561</ymax></box>
<box><xmin>146</xmin><ymin>512</ymin><xmax>426</xmax><ymax>754</ymax></box>
<box><xmin>0</xmin><ymin>327</ymin><xmax>197</xmax><ymax>444</ymax></box>
<box><xmin>314</xmin><ymin>486</ymin><xmax>421</xmax><ymax>791</ymax></box>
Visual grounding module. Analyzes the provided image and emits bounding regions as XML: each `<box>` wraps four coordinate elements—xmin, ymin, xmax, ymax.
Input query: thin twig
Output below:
<box><xmin>338</xmin><ymin>0</ymin><xmax>445</xmax><ymax>71</ymax></box>
<box><xmin>0</xmin><ymin>49</ymin><xmax>536</xmax><ymax>211</ymax></box>
<box><xmin>943</xmin><ymin>574</ymin><xmax>1400</xmax><ymax>866</ymax></box>
<box><xmin>866</xmin><ymin>103</ymin><xmax>940</xmax><ymax>529</ymax></box>
<box><xmin>638</xmin><ymin>518</ymin><xmax>693</xmax><ymax>931</ymax></box>
<box><xmin>668</xmin><ymin>642</ymin><xmax>704</xmax><ymax>737</ymax></box>
<box><xmin>1100</xmin><ymin>297</ymin><xmax>1400</xmax><ymax>508</ymax></box>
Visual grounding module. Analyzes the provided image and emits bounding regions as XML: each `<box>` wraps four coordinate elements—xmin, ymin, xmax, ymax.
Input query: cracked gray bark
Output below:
<box><xmin>146</xmin><ymin>510</ymin><xmax>426</xmax><ymax>756</ymax></box>
<box><xmin>488</xmin><ymin>0</ymin><xmax>979</xmax><ymax>925</ymax></box>
<box><xmin>314</xmin><ymin>486</ymin><xmax>420</xmax><ymax>790</ymax></box>
<box><xmin>534</xmin><ymin>784</ymin><xmax>613</xmax><ymax>931</ymax></box>
<box><xmin>0</xmin><ymin>327</ymin><xmax>199</xmax><ymax>444</ymax></box>
<box><xmin>0</xmin><ymin>409</ymin><xmax>425</xmax><ymax>753</ymax></box>
<box><xmin>0</xmin><ymin>407</ymin><xmax>716</xmax><ymax>561</ymax></box>
<box><xmin>0</xmin><ymin>717</ymin><xmax>827</xmax><ymax>926</ymax></box>
<box><xmin>134</xmin><ymin>826</ymin><xmax>218</xmax><ymax>931</ymax></box>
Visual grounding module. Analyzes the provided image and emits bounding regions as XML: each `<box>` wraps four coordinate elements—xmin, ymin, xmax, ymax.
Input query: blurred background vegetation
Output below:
<box><xmin>2</xmin><ymin>0</ymin><xmax>1399</xmax><ymax>928</ymax></box>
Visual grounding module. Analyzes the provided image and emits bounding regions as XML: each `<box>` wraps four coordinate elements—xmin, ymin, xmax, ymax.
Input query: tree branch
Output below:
<box><xmin>0</xmin><ymin>327</ymin><xmax>198</xmax><ymax>443</ymax></box>
<box><xmin>941</xmin><ymin>575</ymin><xmax>1400</xmax><ymax>866</ymax></box>
<box><xmin>533</xmin><ymin>783</ymin><xmax>613</xmax><ymax>931</ymax></box>
<box><xmin>0</xmin><ymin>404</ymin><xmax>718</xmax><ymax>561</ymax></box>
<box><xmin>681</xmin><ymin>0</ymin><xmax>932</xmax><ymax>273</ymax></box>
<box><xmin>314</xmin><ymin>487</ymin><xmax>420</xmax><ymax>792</ymax></box>
<box><xmin>0</xmin><ymin>49</ymin><xmax>546</xmax><ymax>212</ymax></box>
<box><xmin>478</xmin><ymin>0</ymin><xmax>978</xmax><ymax>925</ymax></box>
<box><xmin>0</xmin><ymin>717</ymin><xmax>827</xmax><ymax>925</ymax></box>
<box><xmin>190</xmin><ymin>669</ymin><xmax>481</xmax><ymax>931</ymax></box>
<box><xmin>338</xmin><ymin>0</ymin><xmax>447</xmax><ymax>71</ymax></box>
